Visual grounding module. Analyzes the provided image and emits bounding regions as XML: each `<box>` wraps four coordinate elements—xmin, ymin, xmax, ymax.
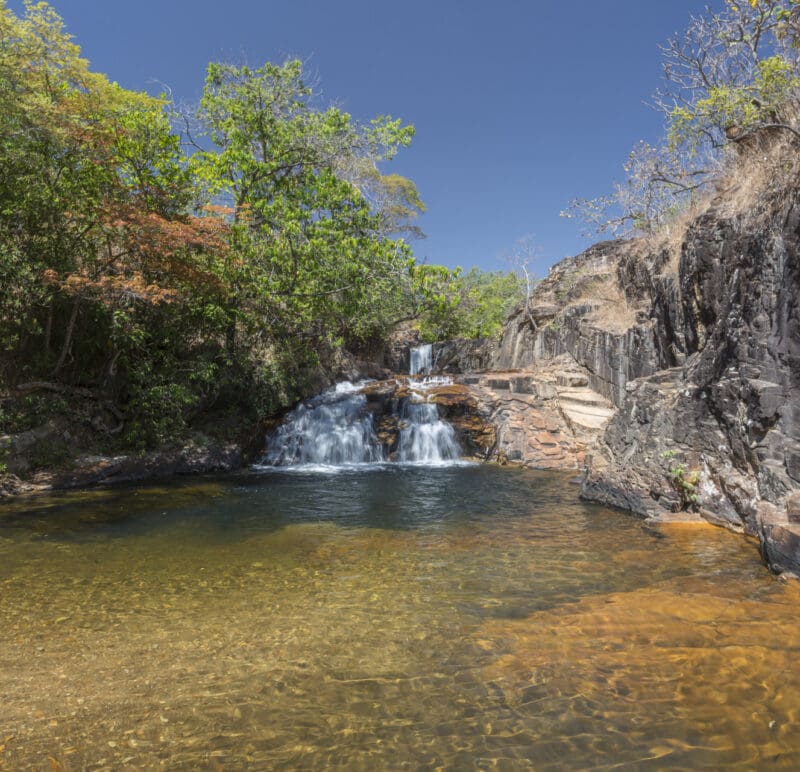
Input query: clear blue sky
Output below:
<box><xmin>9</xmin><ymin>0</ymin><xmax>713</xmax><ymax>276</ymax></box>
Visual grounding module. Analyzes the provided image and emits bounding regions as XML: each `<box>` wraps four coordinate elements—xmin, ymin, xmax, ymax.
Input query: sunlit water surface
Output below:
<box><xmin>2</xmin><ymin>466</ymin><xmax>800</xmax><ymax>769</ymax></box>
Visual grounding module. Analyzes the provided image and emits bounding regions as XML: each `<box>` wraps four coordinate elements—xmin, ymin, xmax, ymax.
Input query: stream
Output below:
<box><xmin>2</xmin><ymin>465</ymin><xmax>800</xmax><ymax>768</ymax></box>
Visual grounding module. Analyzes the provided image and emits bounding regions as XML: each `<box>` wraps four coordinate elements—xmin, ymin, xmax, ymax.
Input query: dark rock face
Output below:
<box><xmin>588</xmin><ymin>205</ymin><xmax>800</xmax><ymax>547</ymax></box>
<box><xmin>432</xmin><ymin>338</ymin><xmax>495</xmax><ymax>373</ymax></box>
<box><xmin>39</xmin><ymin>442</ymin><xmax>244</xmax><ymax>490</ymax></box>
<box><xmin>382</xmin><ymin>324</ymin><xmax>421</xmax><ymax>374</ymax></box>
<box><xmin>488</xmin><ymin>195</ymin><xmax>800</xmax><ymax>572</ymax></box>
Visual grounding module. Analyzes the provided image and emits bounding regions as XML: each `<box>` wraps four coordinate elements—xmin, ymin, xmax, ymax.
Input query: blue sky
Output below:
<box><xmin>10</xmin><ymin>0</ymin><xmax>712</xmax><ymax>276</ymax></box>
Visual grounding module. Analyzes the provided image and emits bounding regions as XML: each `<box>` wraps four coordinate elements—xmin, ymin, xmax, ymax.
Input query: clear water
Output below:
<box><xmin>1</xmin><ymin>466</ymin><xmax>800</xmax><ymax>769</ymax></box>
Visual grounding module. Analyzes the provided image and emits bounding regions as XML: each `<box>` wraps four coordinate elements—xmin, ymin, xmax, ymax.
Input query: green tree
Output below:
<box><xmin>416</xmin><ymin>267</ymin><xmax>525</xmax><ymax>341</ymax></box>
<box><xmin>0</xmin><ymin>1</ymin><xmax>232</xmax><ymax>444</ymax></box>
<box><xmin>0</xmin><ymin>3</ymin><xmax>436</xmax><ymax>453</ymax></box>
<box><xmin>192</xmin><ymin>59</ymin><xmax>420</xmax><ymax>354</ymax></box>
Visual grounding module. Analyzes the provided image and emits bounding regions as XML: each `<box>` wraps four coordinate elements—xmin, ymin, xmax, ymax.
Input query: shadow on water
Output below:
<box><xmin>0</xmin><ymin>465</ymin><xmax>591</xmax><ymax>539</ymax></box>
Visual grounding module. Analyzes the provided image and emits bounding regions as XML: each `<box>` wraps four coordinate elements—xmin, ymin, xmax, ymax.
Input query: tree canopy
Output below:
<box><xmin>0</xmin><ymin>1</ymin><xmax>461</xmax><ymax>452</ymax></box>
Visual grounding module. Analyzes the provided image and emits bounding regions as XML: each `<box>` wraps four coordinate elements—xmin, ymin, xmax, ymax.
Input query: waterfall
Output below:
<box><xmin>259</xmin><ymin>377</ymin><xmax>467</xmax><ymax>470</ymax></box>
<box><xmin>409</xmin><ymin>343</ymin><xmax>432</xmax><ymax>376</ymax></box>
<box><xmin>398</xmin><ymin>398</ymin><xmax>461</xmax><ymax>465</ymax></box>
<box><xmin>261</xmin><ymin>381</ymin><xmax>383</xmax><ymax>468</ymax></box>
<box><xmin>402</xmin><ymin>344</ymin><xmax>461</xmax><ymax>464</ymax></box>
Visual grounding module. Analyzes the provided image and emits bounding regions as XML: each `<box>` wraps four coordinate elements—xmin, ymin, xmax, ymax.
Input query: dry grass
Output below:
<box><xmin>580</xmin><ymin>275</ymin><xmax>640</xmax><ymax>334</ymax></box>
<box><xmin>604</xmin><ymin>133</ymin><xmax>800</xmax><ymax>281</ymax></box>
<box><xmin>540</xmin><ymin>135</ymin><xmax>800</xmax><ymax>336</ymax></box>
<box><xmin>631</xmin><ymin>193</ymin><xmax>715</xmax><ymax>276</ymax></box>
<box><xmin>560</xmin><ymin>270</ymin><xmax>640</xmax><ymax>334</ymax></box>
<box><xmin>639</xmin><ymin>133</ymin><xmax>800</xmax><ymax>275</ymax></box>
<box><xmin>714</xmin><ymin>133</ymin><xmax>800</xmax><ymax>223</ymax></box>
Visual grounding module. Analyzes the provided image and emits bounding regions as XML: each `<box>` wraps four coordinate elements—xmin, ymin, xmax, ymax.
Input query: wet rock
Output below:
<box><xmin>375</xmin><ymin>414</ymin><xmax>400</xmax><ymax>455</ymax></box>
<box><xmin>760</xmin><ymin>523</ymin><xmax>800</xmax><ymax>573</ymax></box>
<box><xmin>382</xmin><ymin>323</ymin><xmax>421</xmax><ymax>373</ymax></box>
<box><xmin>353</xmin><ymin>378</ymin><xmax>496</xmax><ymax>459</ymax></box>
<box><xmin>486</xmin><ymin>378</ymin><xmax>511</xmax><ymax>391</ymax></box>
<box><xmin>0</xmin><ymin>473</ymin><xmax>29</xmax><ymax>497</ymax></box>
<box><xmin>40</xmin><ymin>442</ymin><xmax>244</xmax><ymax>490</ymax></box>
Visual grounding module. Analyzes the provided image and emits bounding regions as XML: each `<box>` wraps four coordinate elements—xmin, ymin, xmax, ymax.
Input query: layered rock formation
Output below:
<box><xmin>478</xmin><ymin>179</ymin><xmax>800</xmax><ymax>573</ymax></box>
<box><xmin>360</xmin><ymin>377</ymin><xmax>496</xmax><ymax>459</ymax></box>
<box><xmin>457</xmin><ymin>362</ymin><xmax>613</xmax><ymax>470</ymax></box>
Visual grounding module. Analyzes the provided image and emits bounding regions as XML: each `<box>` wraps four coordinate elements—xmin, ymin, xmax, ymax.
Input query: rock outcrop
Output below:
<box><xmin>360</xmin><ymin>377</ymin><xmax>496</xmax><ymax>459</ymax></box>
<box><xmin>478</xmin><ymin>177</ymin><xmax>800</xmax><ymax>573</ymax></box>
<box><xmin>458</xmin><ymin>360</ymin><xmax>613</xmax><ymax>469</ymax></box>
<box><xmin>19</xmin><ymin>441</ymin><xmax>244</xmax><ymax>493</ymax></box>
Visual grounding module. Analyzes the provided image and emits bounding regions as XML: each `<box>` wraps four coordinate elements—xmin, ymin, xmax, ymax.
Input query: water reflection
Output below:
<box><xmin>0</xmin><ymin>467</ymin><xmax>798</xmax><ymax>768</ymax></box>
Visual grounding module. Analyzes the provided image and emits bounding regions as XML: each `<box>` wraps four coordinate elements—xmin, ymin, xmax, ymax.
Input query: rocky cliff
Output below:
<box><xmin>483</xmin><ymin>170</ymin><xmax>800</xmax><ymax>573</ymax></box>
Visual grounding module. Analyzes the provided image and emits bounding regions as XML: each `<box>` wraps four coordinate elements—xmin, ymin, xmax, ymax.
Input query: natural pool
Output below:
<box><xmin>1</xmin><ymin>465</ymin><xmax>799</xmax><ymax>769</ymax></box>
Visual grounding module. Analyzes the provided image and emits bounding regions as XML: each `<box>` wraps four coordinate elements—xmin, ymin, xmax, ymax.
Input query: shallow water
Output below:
<box><xmin>1</xmin><ymin>466</ymin><xmax>799</xmax><ymax>769</ymax></box>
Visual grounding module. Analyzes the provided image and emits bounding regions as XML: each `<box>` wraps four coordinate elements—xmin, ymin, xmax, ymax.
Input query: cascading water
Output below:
<box><xmin>259</xmin><ymin>345</ymin><xmax>468</xmax><ymax>470</ymax></box>
<box><xmin>401</xmin><ymin>344</ymin><xmax>461</xmax><ymax>464</ymax></box>
<box><xmin>261</xmin><ymin>381</ymin><xmax>383</xmax><ymax>468</ymax></box>
<box><xmin>397</xmin><ymin>397</ymin><xmax>461</xmax><ymax>465</ymax></box>
<box><xmin>409</xmin><ymin>343</ymin><xmax>432</xmax><ymax>376</ymax></box>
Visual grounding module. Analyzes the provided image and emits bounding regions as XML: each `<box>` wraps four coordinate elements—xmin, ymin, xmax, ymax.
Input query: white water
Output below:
<box><xmin>397</xmin><ymin>399</ymin><xmax>461</xmax><ymax>465</ymax></box>
<box><xmin>260</xmin><ymin>381</ymin><xmax>383</xmax><ymax>468</ymax></box>
<box><xmin>260</xmin><ymin>350</ymin><xmax>467</xmax><ymax>469</ymax></box>
<box><xmin>409</xmin><ymin>343</ymin><xmax>433</xmax><ymax>376</ymax></box>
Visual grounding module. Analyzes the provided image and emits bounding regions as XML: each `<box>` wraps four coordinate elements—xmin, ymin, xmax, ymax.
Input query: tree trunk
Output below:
<box><xmin>44</xmin><ymin>297</ymin><xmax>54</xmax><ymax>357</ymax></box>
<box><xmin>52</xmin><ymin>297</ymin><xmax>79</xmax><ymax>375</ymax></box>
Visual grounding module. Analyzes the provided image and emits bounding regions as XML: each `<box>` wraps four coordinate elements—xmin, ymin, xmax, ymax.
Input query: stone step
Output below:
<box><xmin>557</xmin><ymin>388</ymin><xmax>611</xmax><ymax>408</ymax></box>
<box><xmin>560</xmin><ymin>402</ymin><xmax>615</xmax><ymax>430</ymax></box>
<box><xmin>510</xmin><ymin>377</ymin><xmax>557</xmax><ymax>399</ymax></box>
<box><xmin>556</xmin><ymin>371</ymin><xmax>589</xmax><ymax>388</ymax></box>
<box><xmin>485</xmin><ymin>378</ymin><xmax>511</xmax><ymax>390</ymax></box>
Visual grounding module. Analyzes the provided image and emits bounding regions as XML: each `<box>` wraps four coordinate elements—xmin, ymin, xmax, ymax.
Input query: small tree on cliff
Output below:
<box><xmin>564</xmin><ymin>0</ymin><xmax>800</xmax><ymax>237</ymax></box>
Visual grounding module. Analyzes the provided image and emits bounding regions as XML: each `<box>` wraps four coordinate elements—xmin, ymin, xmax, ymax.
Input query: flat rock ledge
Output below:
<box><xmin>455</xmin><ymin>358</ymin><xmax>615</xmax><ymax>470</ymax></box>
<box><xmin>1</xmin><ymin>441</ymin><xmax>243</xmax><ymax>496</ymax></box>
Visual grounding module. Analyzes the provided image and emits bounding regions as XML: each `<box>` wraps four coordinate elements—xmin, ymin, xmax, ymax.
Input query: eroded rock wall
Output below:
<box><xmin>492</xmin><ymin>242</ymin><xmax>662</xmax><ymax>406</ymax></box>
<box><xmin>587</xmin><ymin>203</ymin><xmax>800</xmax><ymax>569</ymax></box>
<box><xmin>488</xmin><ymin>191</ymin><xmax>800</xmax><ymax>572</ymax></box>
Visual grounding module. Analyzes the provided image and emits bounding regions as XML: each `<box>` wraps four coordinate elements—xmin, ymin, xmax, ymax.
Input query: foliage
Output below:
<box><xmin>563</xmin><ymin>0</ymin><xmax>800</xmax><ymax>237</ymax></box>
<box><xmin>562</xmin><ymin>142</ymin><xmax>713</xmax><ymax>235</ymax></box>
<box><xmin>191</xmin><ymin>59</ymin><xmax>424</xmax><ymax>354</ymax></box>
<box><xmin>0</xmin><ymin>1</ymin><xmax>439</xmax><ymax>455</ymax></box>
<box><xmin>669</xmin><ymin>464</ymin><xmax>701</xmax><ymax>509</ymax></box>
<box><xmin>416</xmin><ymin>268</ymin><xmax>525</xmax><ymax>341</ymax></box>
